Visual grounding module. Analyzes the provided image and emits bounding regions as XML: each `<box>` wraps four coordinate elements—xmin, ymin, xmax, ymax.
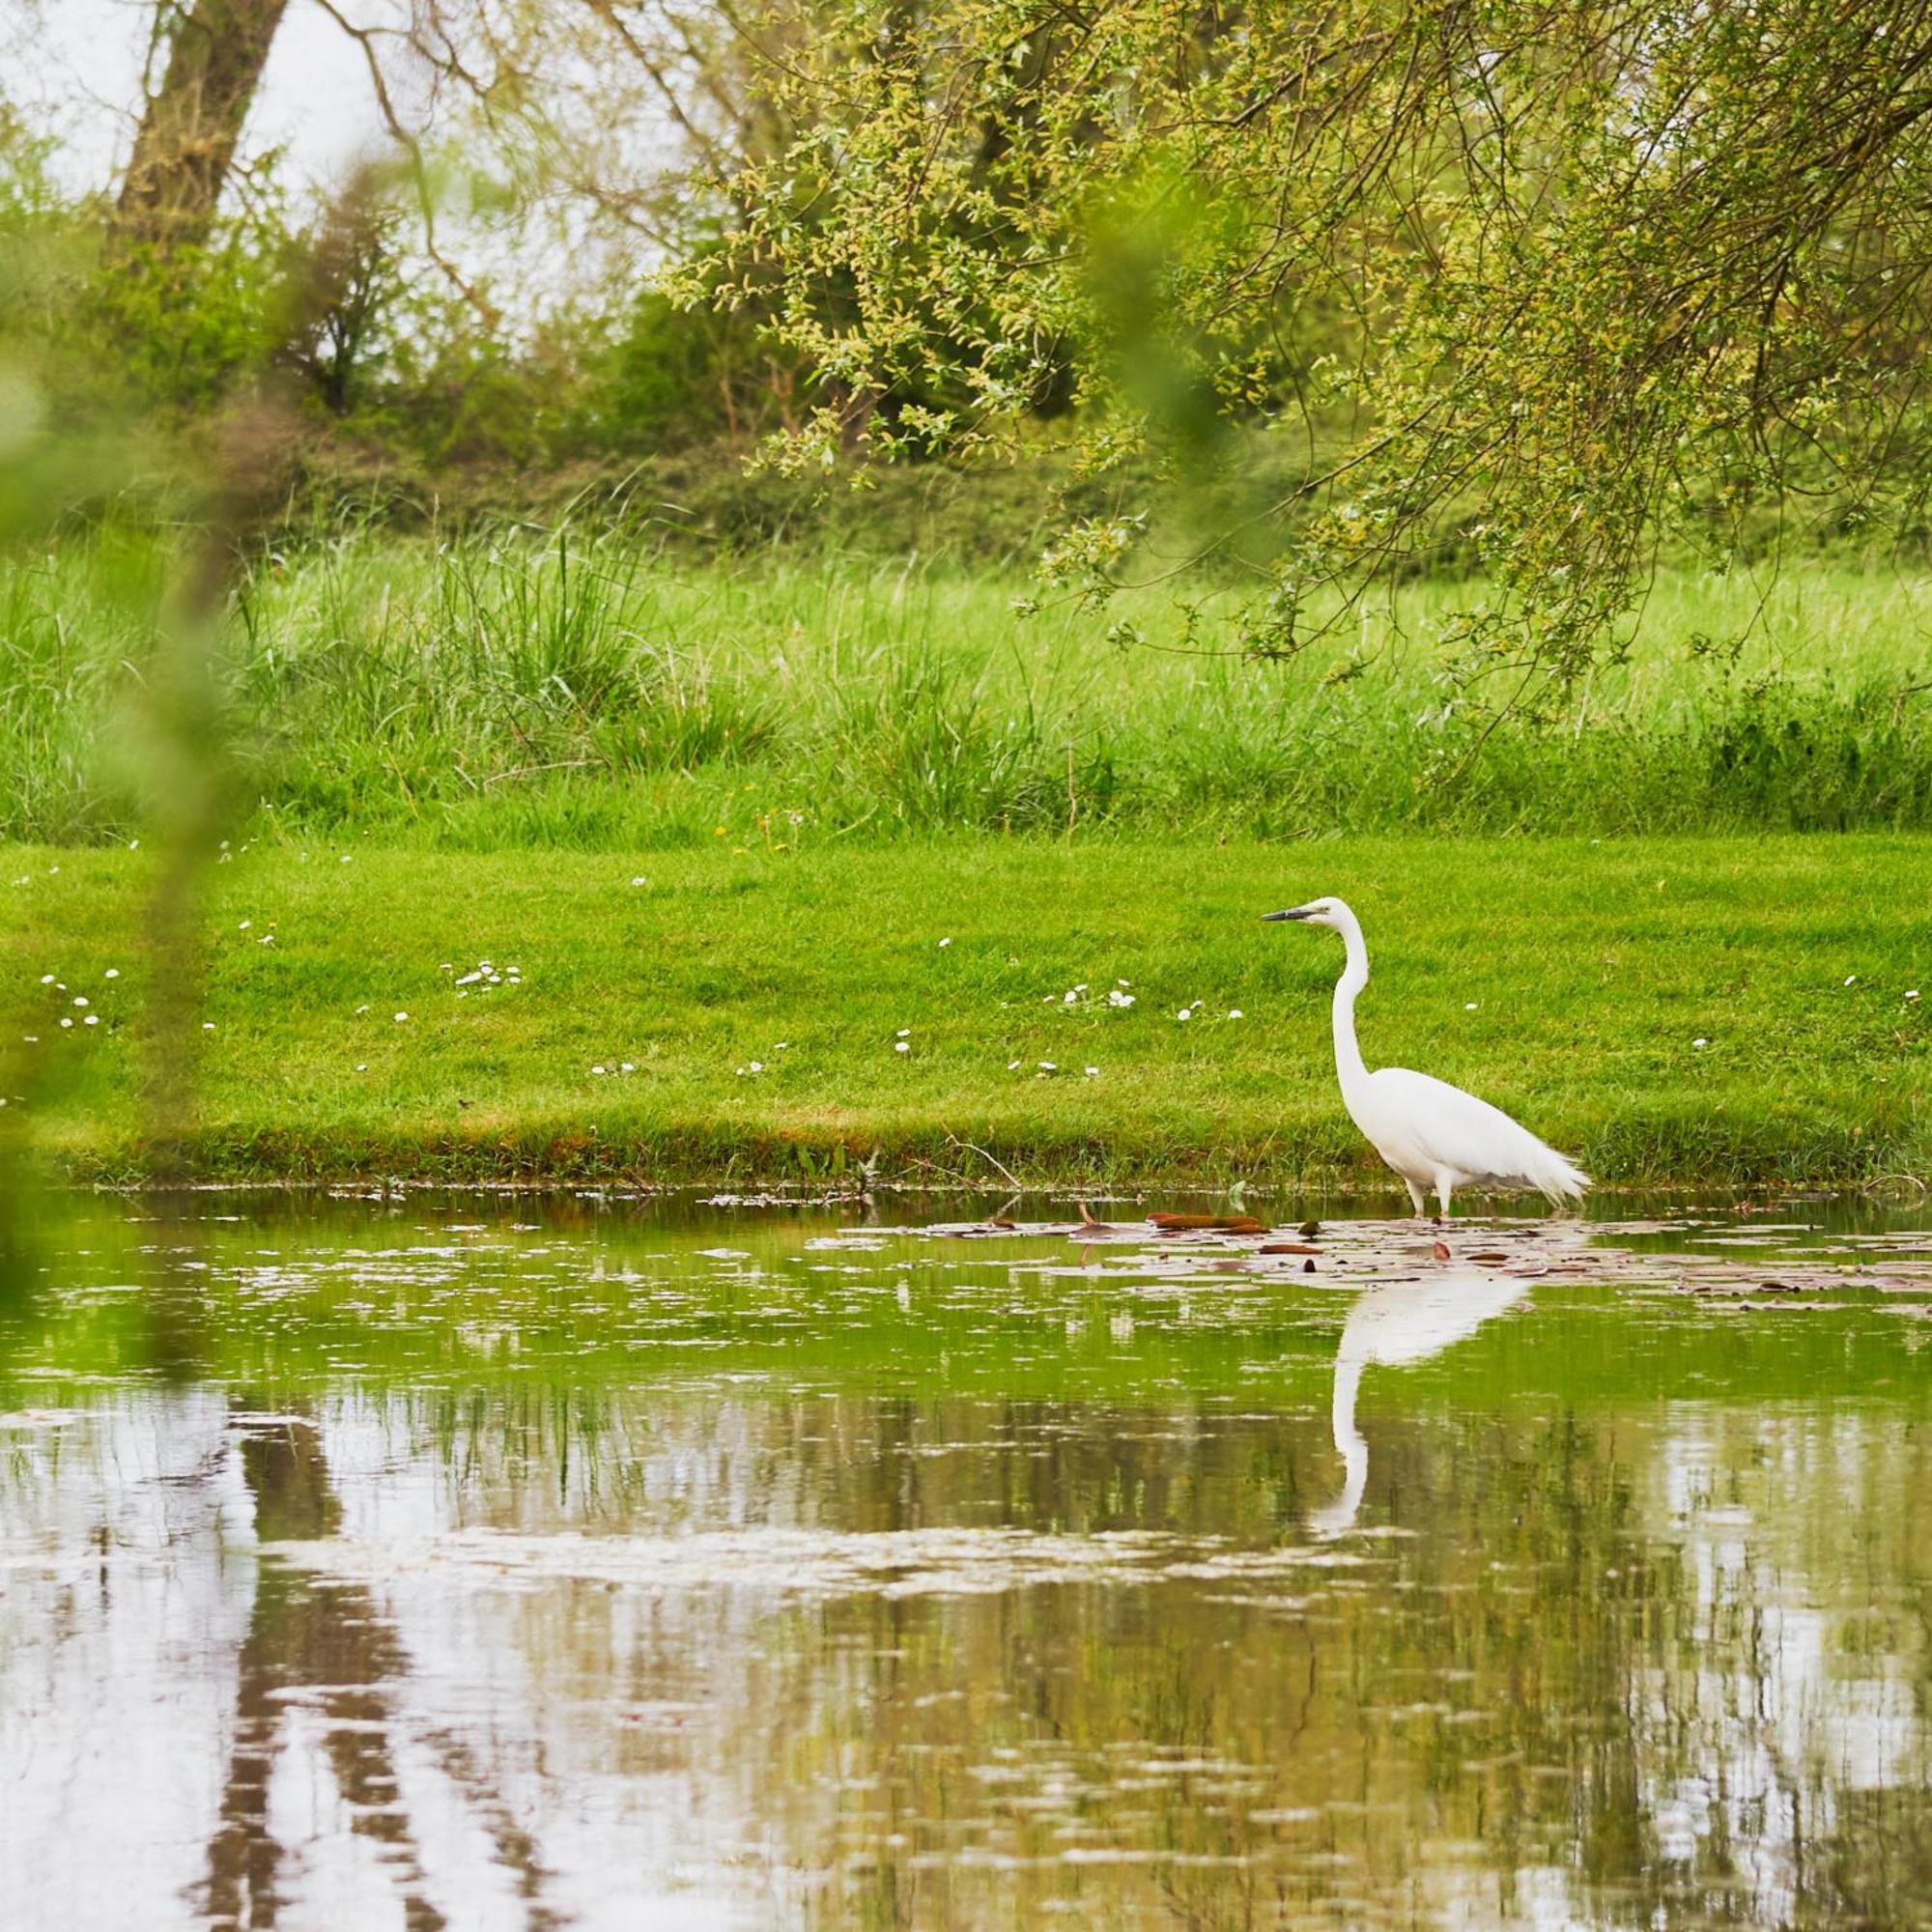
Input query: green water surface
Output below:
<box><xmin>2</xmin><ymin>1193</ymin><xmax>1929</xmax><ymax>1929</ymax></box>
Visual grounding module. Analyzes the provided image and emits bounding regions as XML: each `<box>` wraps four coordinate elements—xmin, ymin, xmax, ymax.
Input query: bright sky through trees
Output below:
<box><xmin>10</xmin><ymin>0</ymin><xmax>389</xmax><ymax>195</ymax></box>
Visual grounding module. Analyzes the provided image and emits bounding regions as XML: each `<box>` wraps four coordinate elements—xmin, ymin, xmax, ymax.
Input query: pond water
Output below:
<box><xmin>4</xmin><ymin>1192</ymin><xmax>1932</xmax><ymax>1930</ymax></box>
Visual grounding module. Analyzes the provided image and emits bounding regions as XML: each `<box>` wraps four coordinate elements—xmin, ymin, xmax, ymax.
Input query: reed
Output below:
<box><xmin>4</xmin><ymin>527</ymin><xmax>1931</xmax><ymax>847</ymax></box>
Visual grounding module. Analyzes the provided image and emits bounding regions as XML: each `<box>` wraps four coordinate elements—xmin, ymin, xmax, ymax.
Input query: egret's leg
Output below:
<box><xmin>1404</xmin><ymin>1178</ymin><xmax>1428</xmax><ymax>1218</ymax></box>
<box><xmin>1435</xmin><ymin>1177</ymin><xmax>1454</xmax><ymax>1223</ymax></box>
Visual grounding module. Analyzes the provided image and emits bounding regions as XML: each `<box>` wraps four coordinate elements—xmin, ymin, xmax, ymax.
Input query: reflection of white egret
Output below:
<box><xmin>1309</xmin><ymin>1268</ymin><xmax>1528</xmax><ymax>1535</ymax></box>
<box><xmin>1263</xmin><ymin>896</ymin><xmax>1588</xmax><ymax>1219</ymax></box>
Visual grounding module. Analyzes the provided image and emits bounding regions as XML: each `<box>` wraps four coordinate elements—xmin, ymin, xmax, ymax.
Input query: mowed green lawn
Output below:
<box><xmin>3</xmin><ymin>835</ymin><xmax>1927</xmax><ymax>1188</ymax></box>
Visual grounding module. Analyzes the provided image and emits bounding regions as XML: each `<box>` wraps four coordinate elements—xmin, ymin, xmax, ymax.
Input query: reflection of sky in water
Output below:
<box><xmin>3</xmin><ymin>1200</ymin><xmax>1932</xmax><ymax>1928</ymax></box>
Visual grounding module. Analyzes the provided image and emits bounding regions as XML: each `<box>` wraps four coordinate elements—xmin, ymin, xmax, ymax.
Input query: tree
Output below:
<box><xmin>671</xmin><ymin>0</ymin><xmax>1932</xmax><ymax>696</ymax></box>
<box><xmin>116</xmin><ymin>0</ymin><xmax>291</xmax><ymax>251</ymax></box>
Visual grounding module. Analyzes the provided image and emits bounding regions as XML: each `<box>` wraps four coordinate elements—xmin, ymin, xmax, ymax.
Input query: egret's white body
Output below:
<box><xmin>1265</xmin><ymin>896</ymin><xmax>1588</xmax><ymax>1218</ymax></box>
<box><xmin>1310</xmin><ymin>1266</ymin><xmax>1527</xmax><ymax>1534</ymax></box>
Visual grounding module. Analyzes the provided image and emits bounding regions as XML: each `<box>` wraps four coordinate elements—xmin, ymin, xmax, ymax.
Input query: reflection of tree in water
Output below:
<box><xmin>693</xmin><ymin>1392</ymin><xmax>1932</xmax><ymax>1930</ymax></box>
<box><xmin>166</xmin><ymin>1355</ymin><xmax>1932</xmax><ymax>1929</ymax></box>
<box><xmin>198</xmin><ymin>1401</ymin><xmax>562</xmax><ymax>1930</ymax></box>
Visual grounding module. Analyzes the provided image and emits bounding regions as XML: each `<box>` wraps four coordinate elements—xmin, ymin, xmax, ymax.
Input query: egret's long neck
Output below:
<box><xmin>1330</xmin><ymin>910</ymin><xmax>1371</xmax><ymax>1097</ymax></box>
<box><xmin>1309</xmin><ymin>1351</ymin><xmax>1368</xmax><ymax>1535</ymax></box>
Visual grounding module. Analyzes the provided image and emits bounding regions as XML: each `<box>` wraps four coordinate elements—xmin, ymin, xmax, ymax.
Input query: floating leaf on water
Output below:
<box><xmin>1149</xmin><ymin>1213</ymin><xmax>1266</xmax><ymax>1235</ymax></box>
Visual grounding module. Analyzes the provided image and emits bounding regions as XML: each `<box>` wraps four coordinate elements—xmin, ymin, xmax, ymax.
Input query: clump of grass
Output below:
<box><xmin>4</xmin><ymin>526</ymin><xmax>1932</xmax><ymax>845</ymax></box>
<box><xmin>225</xmin><ymin>532</ymin><xmax>779</xmax><ymax>830</ymax></box>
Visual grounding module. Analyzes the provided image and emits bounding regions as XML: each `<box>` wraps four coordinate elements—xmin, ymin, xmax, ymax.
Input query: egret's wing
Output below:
<box><xmin>1339</xmin><ymin>1269</ymin><xmax>1530</xmax><ymax>1368</ymax></box>
<box><xmin>1365</xmin><ymin>1067</ymin><xmax>1587</xmax><ymax>1198</ymax></box>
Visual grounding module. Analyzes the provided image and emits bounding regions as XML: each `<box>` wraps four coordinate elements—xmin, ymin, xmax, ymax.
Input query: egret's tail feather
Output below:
<box><xmin>1529</xmin><ymin>1143</ymin><xmax>1590</xmax><ymax>1206</ymax></box>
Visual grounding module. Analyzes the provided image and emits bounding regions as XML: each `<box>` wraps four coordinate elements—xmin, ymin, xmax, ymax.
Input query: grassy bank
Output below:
<box><xmin>3</xmin><ymin>836</ymin><xmax>1925</xmax><ymax>1188</ymax></box>
<box><xmin>7</xmin><ymin>534</ymin><xmax>1932</xmax><ymax>846</ymax></box>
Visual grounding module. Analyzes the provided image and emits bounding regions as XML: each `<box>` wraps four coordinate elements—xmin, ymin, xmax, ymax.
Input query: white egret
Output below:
<box><xmin>1264</xmin><ymin>896</ymin><xmax>1588</xmax><ymax>1219</ymax></box>
<box><xmin>1309</xmin><ymin>1266</ymin><xmax>1528</xmax><ymax>1535</ymax></box>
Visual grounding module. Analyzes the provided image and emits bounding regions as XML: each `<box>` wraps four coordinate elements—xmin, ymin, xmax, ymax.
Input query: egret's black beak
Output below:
<box><xmin>1262</xmin><ymin>906</ymin><xmax>1316</xmax><ymax>923</ymax></box>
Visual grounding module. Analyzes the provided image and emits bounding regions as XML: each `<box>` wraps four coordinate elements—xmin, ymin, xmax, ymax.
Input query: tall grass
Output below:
<box><xmin>5</xmin><ymin>525</ymin><xmax>1932</xmax><ymax>845</ymax></box>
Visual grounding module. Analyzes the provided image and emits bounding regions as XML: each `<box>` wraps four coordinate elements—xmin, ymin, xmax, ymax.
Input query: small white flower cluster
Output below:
<box><xmin>1838</xmin><ymin>978</ymin><xmax>1924</xmax><ymax>1004</ymax></box>
<box><xmin>591</xmin><ymin>1062</ymin><xmax>639</xmax><ymax>1077</ymax></box>
<box><xmin>736</xmin><ymin>1043</ymin><xmax>789</xmax><ymax>1077</ymax></box>
<box><xmin>894</xmin><ymin>1028</ymin><xmax>912</xmax><ymax>1054</ymax></box>
<box><xmin>447</xmin><ymin>958</ymin><xmax>522</xmax><ymax>1000</ymax></box>
<box><xmin>30</xmin><ymin>966</ymin><xmax>119</xmax><ymax>1033</ymax></box>
<box><xmin>1177</xmin><ymin>999</ymin><xmax>1204</xmax><ymax>1022</ymax></box>
<box><xmin>1003</xmin><ymin>1057</ymin><xmax>1098</xmax><ymax>1078</ymax></box>
<box><xmin>1046</xmin><ymin>979</ymin><xmax>1136</xmax><ymax>1010</ymax></box>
